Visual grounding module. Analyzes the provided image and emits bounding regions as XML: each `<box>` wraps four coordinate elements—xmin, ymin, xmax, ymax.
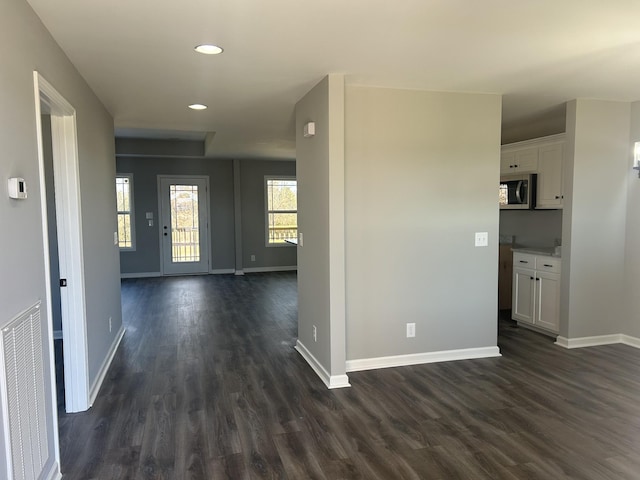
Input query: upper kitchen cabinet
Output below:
<box><xmin>536</xmin><ymin>142</ymin><xmax>564</xmax><ymax>209</ymax></box>
<box><xmin>500</xmin><ymin>147</ymin><xmax>538</xmax><ymax>174</ymax></box>
<box><xmin>501</xmin><ymin>133</ymin><xmax>565</xmax><ymax>209</ymax></box>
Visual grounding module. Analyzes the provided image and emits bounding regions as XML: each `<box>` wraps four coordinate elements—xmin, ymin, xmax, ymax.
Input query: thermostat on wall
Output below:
<box><xmin>8</xmin><ymin>177</ymin><xmax>27</xmax><ymax>199</ymax></box>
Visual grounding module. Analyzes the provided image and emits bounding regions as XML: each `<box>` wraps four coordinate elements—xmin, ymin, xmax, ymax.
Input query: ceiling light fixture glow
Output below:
<box><xmin>194</xmin><ymin>44</ymin><xmax>223</xmax><ymax>55</ymax></box>
<box><xmin>188</xmin><ymin>104</ymin><xmax>208</xmax><ymax>110</ymax></box>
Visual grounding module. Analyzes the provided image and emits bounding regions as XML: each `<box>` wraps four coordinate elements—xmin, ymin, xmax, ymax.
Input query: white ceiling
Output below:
<box><xmin>26</xmin><ymin>0</ymin><xmax>640</xmax><ymax>159</ymax></box>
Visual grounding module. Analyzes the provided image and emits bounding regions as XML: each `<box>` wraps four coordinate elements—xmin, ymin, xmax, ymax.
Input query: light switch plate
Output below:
<box><xmin>113</xmin><ymin>232</ymin><xmax>118</xmax><ymax>245</ymax></box>
<box><xmin>475</xmin><ymin>232</ymin><xmax>488</xmax><ymax>247</ymax></box>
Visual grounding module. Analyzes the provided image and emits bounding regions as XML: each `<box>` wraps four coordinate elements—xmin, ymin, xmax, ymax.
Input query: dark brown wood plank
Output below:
<box><xmin>57</xmin><ymin>273</ymin><xmax>640</xmax><ymax>479</ymax></box>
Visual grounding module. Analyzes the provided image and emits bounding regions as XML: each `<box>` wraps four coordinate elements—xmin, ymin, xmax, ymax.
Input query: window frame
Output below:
<box><xmin>116</xmin><ymin>173</ymin><xmax>136</xmax><ymax>251</ymax></box>
<box><xmin>264</xmin><ymin>175</ymin><xmax>297</xmax><ymax>248</ymax></box>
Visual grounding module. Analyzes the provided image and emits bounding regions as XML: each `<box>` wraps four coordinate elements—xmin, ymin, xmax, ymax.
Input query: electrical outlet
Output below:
<box><xmin>299</xmin><ymin>232</ymin><xmax>304</xmax><ymax>247</ymax></box>
<box><xmin>109</xmin><ymin>317</ymin><xmax>112</xmax><ymax>333</ymax></box>
<box><xmin>406</xmin><ymin>323</ymin><xmax>416</xmax><ymax>338</ymax></box>
<box><xmin>251</xmin><ymin>254</ymin><xmax>256</xmax><ymax>262</ymax></box>
<box><xmin>313</xmin><ymin>325</ymin><xmax>317</xmax><ymax>342</ymax></box>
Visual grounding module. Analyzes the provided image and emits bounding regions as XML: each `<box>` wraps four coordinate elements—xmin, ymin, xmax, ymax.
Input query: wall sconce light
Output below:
<box><xmin>634</xmin><ymin>142</ymin><xmax>640</xmax><ymax>177</ymax></box>
<box><xmin>303</xmin><ymin>121</ymin><xmax>315</xmax><ymax>138</ymax></box>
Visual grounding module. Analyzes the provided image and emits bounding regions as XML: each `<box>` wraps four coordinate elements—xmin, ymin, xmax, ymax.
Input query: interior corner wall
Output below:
<box><xmin>624</xmin><ymin>102</ymin><xmax>640</xmax><ymax>337</ymax></box>
<box><xmin>295</xmin><ymin>75</ymin><xmax>346</xmax><ymax>378</ymax></box>
<box><xmin>561</xmin><ymin>99</ymin><xmax>629</xmax><ymax>339</ymax></box>
<box><xmin>1</xmin><ymin>0</ymin><xmax>123</xmax><ymax>474</ymax></box>
<box><xmin>344</xmin><ymin>87</ymin><xmax>502</xmax><ymax>361</ymax></box>
<box><xmin>240</xmin><ymin>159</ymin><xmax>297</xmax><ymax>269</ymax></box>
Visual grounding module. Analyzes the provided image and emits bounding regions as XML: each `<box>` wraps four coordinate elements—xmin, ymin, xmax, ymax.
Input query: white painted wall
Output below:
<box><xmin>295</xmin><ymin>75</ymin><xmax>347</xmax><ymax>384</ymax></box>
<box><xmin>344</xmin><ymin>86</ymin><xmax>502</xmax><ymax>360</ymax></box>
<box><xmin>561</xmin><ymin>100</ymin><xmax>629</xmax><ymax>338</ymax></box>
<box><xmin>624</xmin><ymin>102</ymin><xmax>640</xmax><ymax>337</ymax></box>
<box><xmin>0</xmin><ymin>0</ymin><xmax>122</xmax><ymax>474</ymax></box>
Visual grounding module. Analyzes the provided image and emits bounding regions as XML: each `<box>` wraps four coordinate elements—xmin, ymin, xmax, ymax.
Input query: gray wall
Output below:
<box><xmin>501</xmin><ymin>107</ymin><xmax>566</xmax><ymax>145</ymax></box>
<box><xmin>499</xmin><ymin>209</ymin><xmax>563</xmax><ymax>247</ymax></box>
<box><xmin>240</xmin><ymin>160</ymin><xmax>297</xmax><ymax>269</ymax></box>
<box><xmin>625</xmin><ymin>102</ymin><xmax>640</xmax><ymax>337</ymax></box>
<box><xmin>561</xmin><ymin>100</ymin><xmax>629</xmax><ymax>338</ymax></box>
<box><xmin>116</xmin><ymin>156</ymin><xmax>296</xmax><ymax>274</ymax></box>
<box><xmin>0</xmin><ymin>0</ymin><xmax>122</xmax><ymax>474</ymax></box>
<box><xmin>295</xmin><ymin>75</ymin><xmax>347</xmax><ymax>378</ymax></box>
<box><xmin>344</xmin><ymin>86</ymin><xmax>502</xmax><ymax>360</ymax></box>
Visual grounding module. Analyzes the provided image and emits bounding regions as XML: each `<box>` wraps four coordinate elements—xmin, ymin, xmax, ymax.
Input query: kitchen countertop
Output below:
<box><xmin>508</xmin><ymin>245</ymin><xmax>561</xmax><ymax>258</ymax></box>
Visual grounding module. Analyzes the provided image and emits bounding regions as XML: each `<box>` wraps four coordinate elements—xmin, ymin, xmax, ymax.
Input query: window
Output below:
<box><xmin>116</xmin><ymin>174</ymin><xmax>135</xmax><ymax>250</ymax></box>
<box><xmin>265</xmin><ymin>177</ymin><xmax>297</xmax><ymax>246</ymax></box>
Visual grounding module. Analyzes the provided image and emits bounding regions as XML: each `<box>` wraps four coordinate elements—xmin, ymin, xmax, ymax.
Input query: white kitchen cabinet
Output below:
<box><xmin>501</xmin><ymin>134</ymin><xmax>565</xmax><ymax>210</ymax></box>
<box><xmin>536</xmin><ymin>142</ymin><xmax>564</xmax><ymax>209</ymax></box>
<box><xmin>500</xmin><ymin>147</ymin><xmax>538</xmax><ymax>174</ymax></box>
<box><xmin>511</xmin><ymin>252</ymin><xmax>561</xmax><ymax>333</ymax></box>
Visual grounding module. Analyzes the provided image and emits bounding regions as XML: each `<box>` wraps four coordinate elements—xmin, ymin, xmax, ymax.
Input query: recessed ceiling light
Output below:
<box><xmin>188</xmin><ymin>104</ymin><xmax>207</xmax><ymax>110</ymax></box>
<box><xmin>194</xmin><ymin>44</ymin><xmax>223</xmax><ymax>55</ymax></box>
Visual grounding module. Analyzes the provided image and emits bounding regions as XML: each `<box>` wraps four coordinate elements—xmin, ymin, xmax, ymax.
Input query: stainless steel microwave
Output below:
<box><xmin>499</xmin><ymin>174</ymin><xmax>536</xmax><ymax>209</ymax></box>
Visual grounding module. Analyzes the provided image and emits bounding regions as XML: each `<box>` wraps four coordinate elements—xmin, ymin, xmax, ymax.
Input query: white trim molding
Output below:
<box><xmin>295</xmin><ymin>340</ymin><xmax>351</xmax><ymax>389</ymax></box>
<box><xmin>555</xmin><ymin>334</ymin><xmax>640</xmax><ymax>349</ymax></box>
<box><xmin>89</xmin><ymin>326</ymin><xmax>125</xmax><ymax>406</ymax></box>
<box><xmin>621</xmin><ymin>334</ymin><xmax>640</xmax><ymax>348</ymax></box>
<box><xmin>43</xmin><ymin>462</ymin><xmax>62</xmax><ymax>480</ymax></box>
<box><xmin>210</xmin><ymin>268</ymin><xmax>235</xmax><ymax>275</ymax></box>
<box><xmin>346</xmin><ymin>346</ymin><xmax>501</xmax><ymax>372</ymax></box>
<box><xmin>243</xmin><ymin>266</ymin><xmax>297</xmax><ymax>274</ymax></box>
<box><xmin>120</xmin><ymin>271</ymin><xmax>161</xmax><ymax>279</ymax></box>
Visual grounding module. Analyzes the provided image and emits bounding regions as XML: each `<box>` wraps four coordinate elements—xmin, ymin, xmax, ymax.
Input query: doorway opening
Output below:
<box><xmin>35</xmin><ymin>72</ymin><xmax>90</xmax><ymax>414</ymax></box>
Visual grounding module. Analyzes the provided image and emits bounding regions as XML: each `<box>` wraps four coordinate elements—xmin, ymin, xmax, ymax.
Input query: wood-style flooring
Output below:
<box><xmin>58</xmin><ymin>273</ymin><xmax>640</xmax><ymax>479</ymax></box>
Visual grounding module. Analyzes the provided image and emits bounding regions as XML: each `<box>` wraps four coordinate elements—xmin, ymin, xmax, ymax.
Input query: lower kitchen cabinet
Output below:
<box><xmin>512</xmin><ymin>252</ymin><xmax>560</xmax><ymax>333</ymax></box>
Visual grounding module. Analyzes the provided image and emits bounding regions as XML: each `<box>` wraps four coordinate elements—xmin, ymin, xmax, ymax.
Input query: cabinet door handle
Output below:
<box><xmin>519</xmin><ymin>260</ymin><xmax>529</xmax><ymax>264</ymax></box>
<box><xmin>536</xmin><ymin>278</ymin><xmax>540</xmax><ymax>281</ymax></box>
<box><xmin>555</xmin><ymin>195</ymin><xmax>561</xmax><ymax>199</ymax></box>
<box><xmin>530</xmin><ymin>276</ymin><xmax>534</xmax><ymax>280</ymax></box>
<box><xmin>543</xmin><ymin>264</ymin><xmax>553</xmax><ymax>267</ymax></box>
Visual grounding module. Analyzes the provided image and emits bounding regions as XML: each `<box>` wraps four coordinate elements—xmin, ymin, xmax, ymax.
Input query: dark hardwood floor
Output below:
<box><xmin>58</xmin><ymin>273</ymin><xmax>640</xmax><ymax>479</ymax></box>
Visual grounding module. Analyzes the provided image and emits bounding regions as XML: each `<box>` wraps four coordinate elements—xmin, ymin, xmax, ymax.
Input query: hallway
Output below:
<box><xmin>58</xmin><ymin>273</ymin><xmax>640</xmax><ymax>479</ymax></box>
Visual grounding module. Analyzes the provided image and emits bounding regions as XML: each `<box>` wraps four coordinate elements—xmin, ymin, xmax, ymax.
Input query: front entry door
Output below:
<box><xmin>159</xmin><ymin>176</ymin><xmax>210</xmax><ymax>275</ymax></box>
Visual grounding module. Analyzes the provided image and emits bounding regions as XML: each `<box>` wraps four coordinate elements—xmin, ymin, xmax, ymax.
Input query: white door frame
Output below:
<box><xmin>158</xmin><ymin>175</ymin><xmax>211</xmax><ymax>275</ymax></box>
<box><xmin>34</xmin><ymin>72</ymin><xmax>90</xmax><ymax>414</ymax></box>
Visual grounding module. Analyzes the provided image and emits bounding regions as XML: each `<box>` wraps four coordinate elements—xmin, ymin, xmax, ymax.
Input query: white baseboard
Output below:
<box><xmin>346</xmin><ymin>346</ymin><xmax>501</xmax><ymax>372</ymax></box>
<box><xmin>89</xmin><ymin>325</ymin><xmax>125</xmax><ymax>406</ymax></box>
<box><xmin>556</xmin><ymin>333</ymin><xmax>640</xmax><ymax>349</ymax></box>
<box><xmin>210</xmin><ymin>268</ymin><xmax>235</xmax><ymax>275</ymax></box>
<box><xmin>120</xmin><ymin>271</ymin><xmax>161</xmax><ymax>279</ymax></box>
<box><xmin>243</xmin><ymin>265</ymin><xmax>297</xmax><ymax>273</ymax></box>
<box><xmin>295</xmin><ymin>340</ymin><xmax>351</xmax><ymax>389</ymax></box>
<box><xmin>234</xmin><ymin>270</ymin><xmax>245</xmax><ymax>276</ymax></box>
<box><xmin>621</xmin><ymin>334</ymin><xmax>640</xmax><ymax>348</ymax></box>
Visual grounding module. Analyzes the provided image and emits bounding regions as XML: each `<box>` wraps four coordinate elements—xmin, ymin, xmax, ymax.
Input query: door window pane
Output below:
<box><xmin>170</xmin><ymin>184</ymin><xmax>200</xmax><ymax>262</ymax></box>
